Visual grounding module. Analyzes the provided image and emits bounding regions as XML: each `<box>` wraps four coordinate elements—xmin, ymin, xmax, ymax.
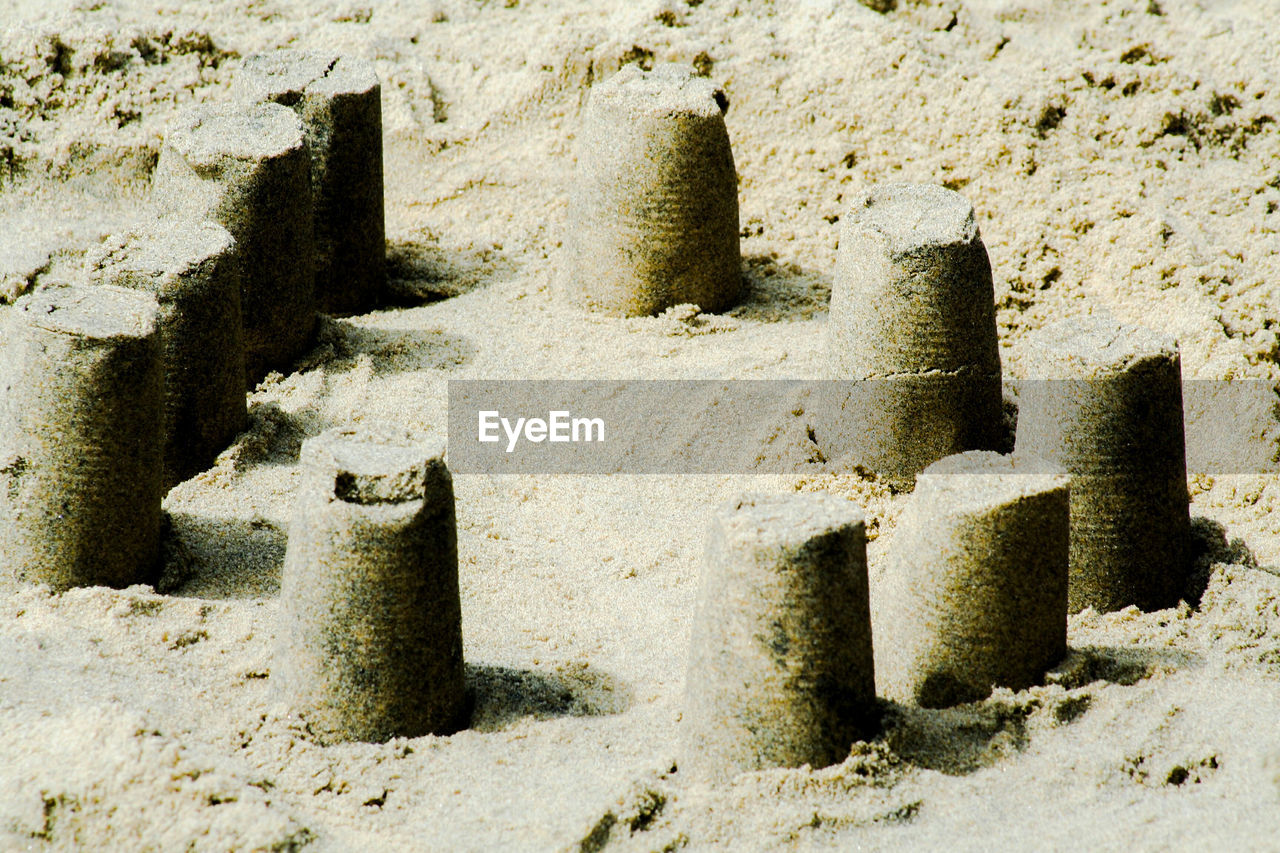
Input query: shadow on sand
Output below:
<box><xmin>466</xmin><ymin>662</ymin><xmax>631</xmax><ymax>733</ymax></box>
<box><xmin>728</xmin><ymin>254</ymin><xmax>832</xmax><ymax>323</ymax></box>
<box><xmin>383</xmin><ymin>235</ymin><xmax>517</xmax><ymax>306</ymax></box>
<box><xmin>160</xmin><ymin>511</ymin><xmax>288</xmax><ymax>599</ymax></box>
<box><xmin>881</xmin><ymin>644</ymin><xmax>1201</xmax><ymax>776</ymax></box>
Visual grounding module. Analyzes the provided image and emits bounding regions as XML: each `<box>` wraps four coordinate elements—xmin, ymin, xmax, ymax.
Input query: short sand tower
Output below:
<box><xmin>86</xmin><ymin>218</ymin><xmax>246</xmax><ymax>491</ymax></box>
<box><xmin>0</xmin><ymin>285</ymin><xmax>163</xmax><ymax>591</ymax></box>
<box><xmin>152</xmin><ymin>101</ymin><xmax>315</xmax><ymax>386</ymax></box>
<box><xmin>875</xmin><ymin>451</ymin><xmax>1069</xmax><ymax>708</ymax></box>
<box><xmin>1014</xmin><ymin>318</ymin><xmax>1191</xmax><ymax>613</ymax></box>
<box><xmin>234</xmin><ymin>50</ymin><xmax>385</xmax><ymax>316</ymax></box>
<box><xmin>275</xmin><ymin>426</ymin><xmax>466</xmax><ymax>744</ymax></box>
<box><xmin>562</xmin><ymin>63</ymin><xmax>740</xmax><ymax>316</ymax></box>
<box><xmin>817</xmin><ymin>183</ymin><xmax>1003</xmax><ymax>488</ymax></box>
<box><xmin>681</xmin><ymin>492</ymin><xmax>877</xmax><ymax>784</ymax></box>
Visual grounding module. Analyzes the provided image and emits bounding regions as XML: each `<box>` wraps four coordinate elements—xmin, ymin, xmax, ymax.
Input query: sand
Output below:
<box><xmin>2</xmin><ymin>0</ymin><xmax>1280</xmax><ymax>849</ymax></box>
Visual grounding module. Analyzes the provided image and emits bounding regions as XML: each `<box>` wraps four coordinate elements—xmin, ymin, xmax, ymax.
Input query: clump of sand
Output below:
<box><xmin>3</xmin><ymin>0</ymin><xmax>1280</xmax><ymax>849</ymax></box>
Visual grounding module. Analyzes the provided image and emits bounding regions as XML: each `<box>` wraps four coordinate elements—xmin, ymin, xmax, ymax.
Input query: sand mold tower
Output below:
<box><xmin>562</xmin><ymin>63</ymin><xmax>741</xmax><ymax>317</ymax></box>
<box><xmin>85</xmin><ymin>218</ymin><xmax>246</xmax><ymax>491</ymax></box>
<box><xmin>275</xmin><ymin>425</ymin><xmax>466</xmax><ymax>744</ymax></box>
<box><xmin>152</xmin><ymin>100</ymin><xmax>315</xmax><ymax>386</ymax></box>
<box><xmin>1014</xmin><ymin>317</ymin><xmax>1191</xmax><ymax>613</ymax></box>
<box><xmin>874</xmin><ymin>451</ymin><xmax>1069</xmax><ymax>708</ymax></box>
<box><xmin>819</xmin><ymin>183</ymin><xmax>1004</xmax><ymax>488</ymax></box>
<box><xmin>0</xmin><ymin>285</ymin><xmax>164</xmax><ymax>591</ymax></box>
<box><xmin>681</xmin><ymin>492</ymin><xmax>877</xmax><ymax>784</ymax></box>
<box><xmin>234</xmin><ymin>50</ymin><xmax>385</xmax><ymax>317</ymax></box>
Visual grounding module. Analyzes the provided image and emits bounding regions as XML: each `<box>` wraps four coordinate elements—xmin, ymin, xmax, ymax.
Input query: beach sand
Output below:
<box><xmin>2</xmin><ymin>0</ymin><xmax>1280</xmax><ymax>849</ymax></box>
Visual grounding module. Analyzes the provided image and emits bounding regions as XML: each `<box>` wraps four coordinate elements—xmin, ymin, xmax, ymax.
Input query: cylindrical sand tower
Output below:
<box><xmin>818</xmin><ymin>183</ymin><xmax>1004</xmax><ymax>488</ymax></box>
<box><xmin>152</xmin><ymin>101</ymin><xmax>315</xmax><ymax>386</ymax></box>
<box><xmin>874</xmin><ymin>451</ymin><xmax>1069</xmax><ymax>708</ymax></box>
<box><xmin>681</xmin><ymin>492</ymin><xmax>877</xmax><ymax>784</ymax></box>
<box><xmin>275</xmin><ymin>426</ymin><xmax>466</xmax><ymax>744</ymax></box>
<box><xmin>0</xmin><ymin>285</ymin><xmax>164</xmax><ymax>590</ymax></box>
<box><xmin>86</xmin><ymin>218</ymin><xmax>246</xmax><ymax>490</ymax></box>
<box><xmin>235</xmin><ymin>50</ymin><xmax>385</xmax><ymax>317</ymax></box>
<box><xmin>1014</xmin><ymin>317</ymin><xmax>1191</xmax><ymax>613</ymax></box>
<box><xmin>562</xmin><ymin>63</ymin><xmax>741</xmax><ymax>316</ymax></box>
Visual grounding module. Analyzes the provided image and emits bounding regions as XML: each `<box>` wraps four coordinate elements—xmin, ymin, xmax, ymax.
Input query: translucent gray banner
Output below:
<box><xmin>445</xmin><ymin>380</ymin><xmax>1280</xmax><ymax>475</ymax></box>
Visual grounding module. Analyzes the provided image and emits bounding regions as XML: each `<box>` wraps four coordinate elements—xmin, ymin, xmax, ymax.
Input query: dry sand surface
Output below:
<box><xmin>3</xmin><ymin>0</ymin><xmax>1280</xmax><ymax>849</ymax></box>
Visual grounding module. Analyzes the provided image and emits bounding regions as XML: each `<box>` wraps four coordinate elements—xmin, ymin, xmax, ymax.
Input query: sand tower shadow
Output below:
<box><xmin>310</xmin><ymin>316</ymin><xmax>476</xmax><ymax>378</ymax></box>
<box><xmin>160</xmin><ymin>511</ymin><xmax>288</xmax><ymax>599</ymax></box>
<box><xmin>465</xmin><ymin>663</ymin><xmax>631</xmax><ymax>733</ymax></box>
<box><xmin>881</xmin><ymin>644</ymin><xmax>1200</xmax><ymax>776</ymax></box>
<box><xmin>1187</xmin><ymin>515</ymin><xmax>1257</xmax><ymax>606</ymax></box>
<box><xmin>383</xmin><ymin>236</ymin><xmax>517</xmax><ymax>306</ymax></box>
<box><xmin>173</xmin><ymin>399</ymin><xmax>329</xmax><ymax>476</ymax></box>
<box><xmin>729</xmin><ymin>254</ymin><xmax>832</xmax><ymax>322</ymax></box>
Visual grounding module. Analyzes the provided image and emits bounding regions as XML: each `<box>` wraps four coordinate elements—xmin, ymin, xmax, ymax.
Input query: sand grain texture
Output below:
<box><xmin>3</xmin><ymin>0</ymin><xmax>1280</xmax><ymax>850</ymax></box>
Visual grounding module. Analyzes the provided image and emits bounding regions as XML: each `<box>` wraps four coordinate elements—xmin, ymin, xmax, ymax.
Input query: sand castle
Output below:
<box><xmin>1015</xmin><ymin>317</ymin><xmax>1191</xmax><ymax>613</ymax></box>
<box><xmin>233</xmin><ymin>50</ymin><xmax>385</xmax><ymax>317</ymax></box>
<box><xmin>0</xmin><ymin>285</ymin><xmax>164</xmax><ymax>590</ymax></box>
<box><xmin>817</xmin><ymin>182</ymin><xmax>1005</xmax><ymax>488</ymax></box>
<box><xmin>84</xmin><ymin>218</ymin><xmax>246</xmax><ymax>491</ymax></box>
<box><xmin>274</xmin><ymin>427</ymin><xmax>466</xmax><ymax>744</ymax></box>
<box><xmin>561</xmin><ymin>63</ymin><xmax>741</xmax><ymax>316</ymax></box>
<box><xmin>681</xmin><ymin>492</ymin><xmax>877</xmax><ymax>783</ymax></box>
<box><xmin>0</xmin><ymin>49</ymin><xmax>387</xmax><ymax>591</ymax></box>
<box><xmin>152</xmin><ymin>100</ymin><xmax>316</xmax><ymax>386</ymax></box>
<box><xmin>0</xmin><ymin>57</ymin><xmax>1203</xmax><ymax>773</ymax></box>
<box><xmin>874</xmin><ymin>451</ymin><xmax>1070</xmax><ymax>708</ymax></box>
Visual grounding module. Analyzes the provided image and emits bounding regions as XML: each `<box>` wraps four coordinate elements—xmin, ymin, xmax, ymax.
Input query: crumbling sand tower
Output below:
<box><xmin>875</xmin><ymin>451</ymin><xmax>1069</xmax><ymax>708</ymax></box>
<box><xmin>681</xmin><ymin>492</ymin><xmax>877</xmax><ymax>783</ymax></box>
<box><xmin>152</xmin><ymin>101</ymin><xmax>315</xmax><ymax>386</ymax></box>
<box><xmin>85</xmin><ymin>218</ymin><xmax>246</xmax><ymax>491</ymax></box>
<box><xmin>0</xmin><ymin>285</ymin><xmax>164</xmax><ymax>590</ymax></box>
<box><xmin>234</xmin><ymin>50</ymin><xmax>385</xmax><ymax>316</ymax></box>
<box><xmin>818</xmin><ymin>183</ymin><xmax>1004</xmax><ymax>488</ymax></box>
<box><xmin>561</xmin><ymin>63</ymin><xmax>741</xmax><ymax>316</ymax></box>
<box><xmin>1014</xmin><ymin>317</ymin><xmax>1191</xmax><ymax>612</ymax></box>
<box><xmin>275</xmin><ymin>426</ymin><xmax>466</xmax><ymax>743</ymax></box>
